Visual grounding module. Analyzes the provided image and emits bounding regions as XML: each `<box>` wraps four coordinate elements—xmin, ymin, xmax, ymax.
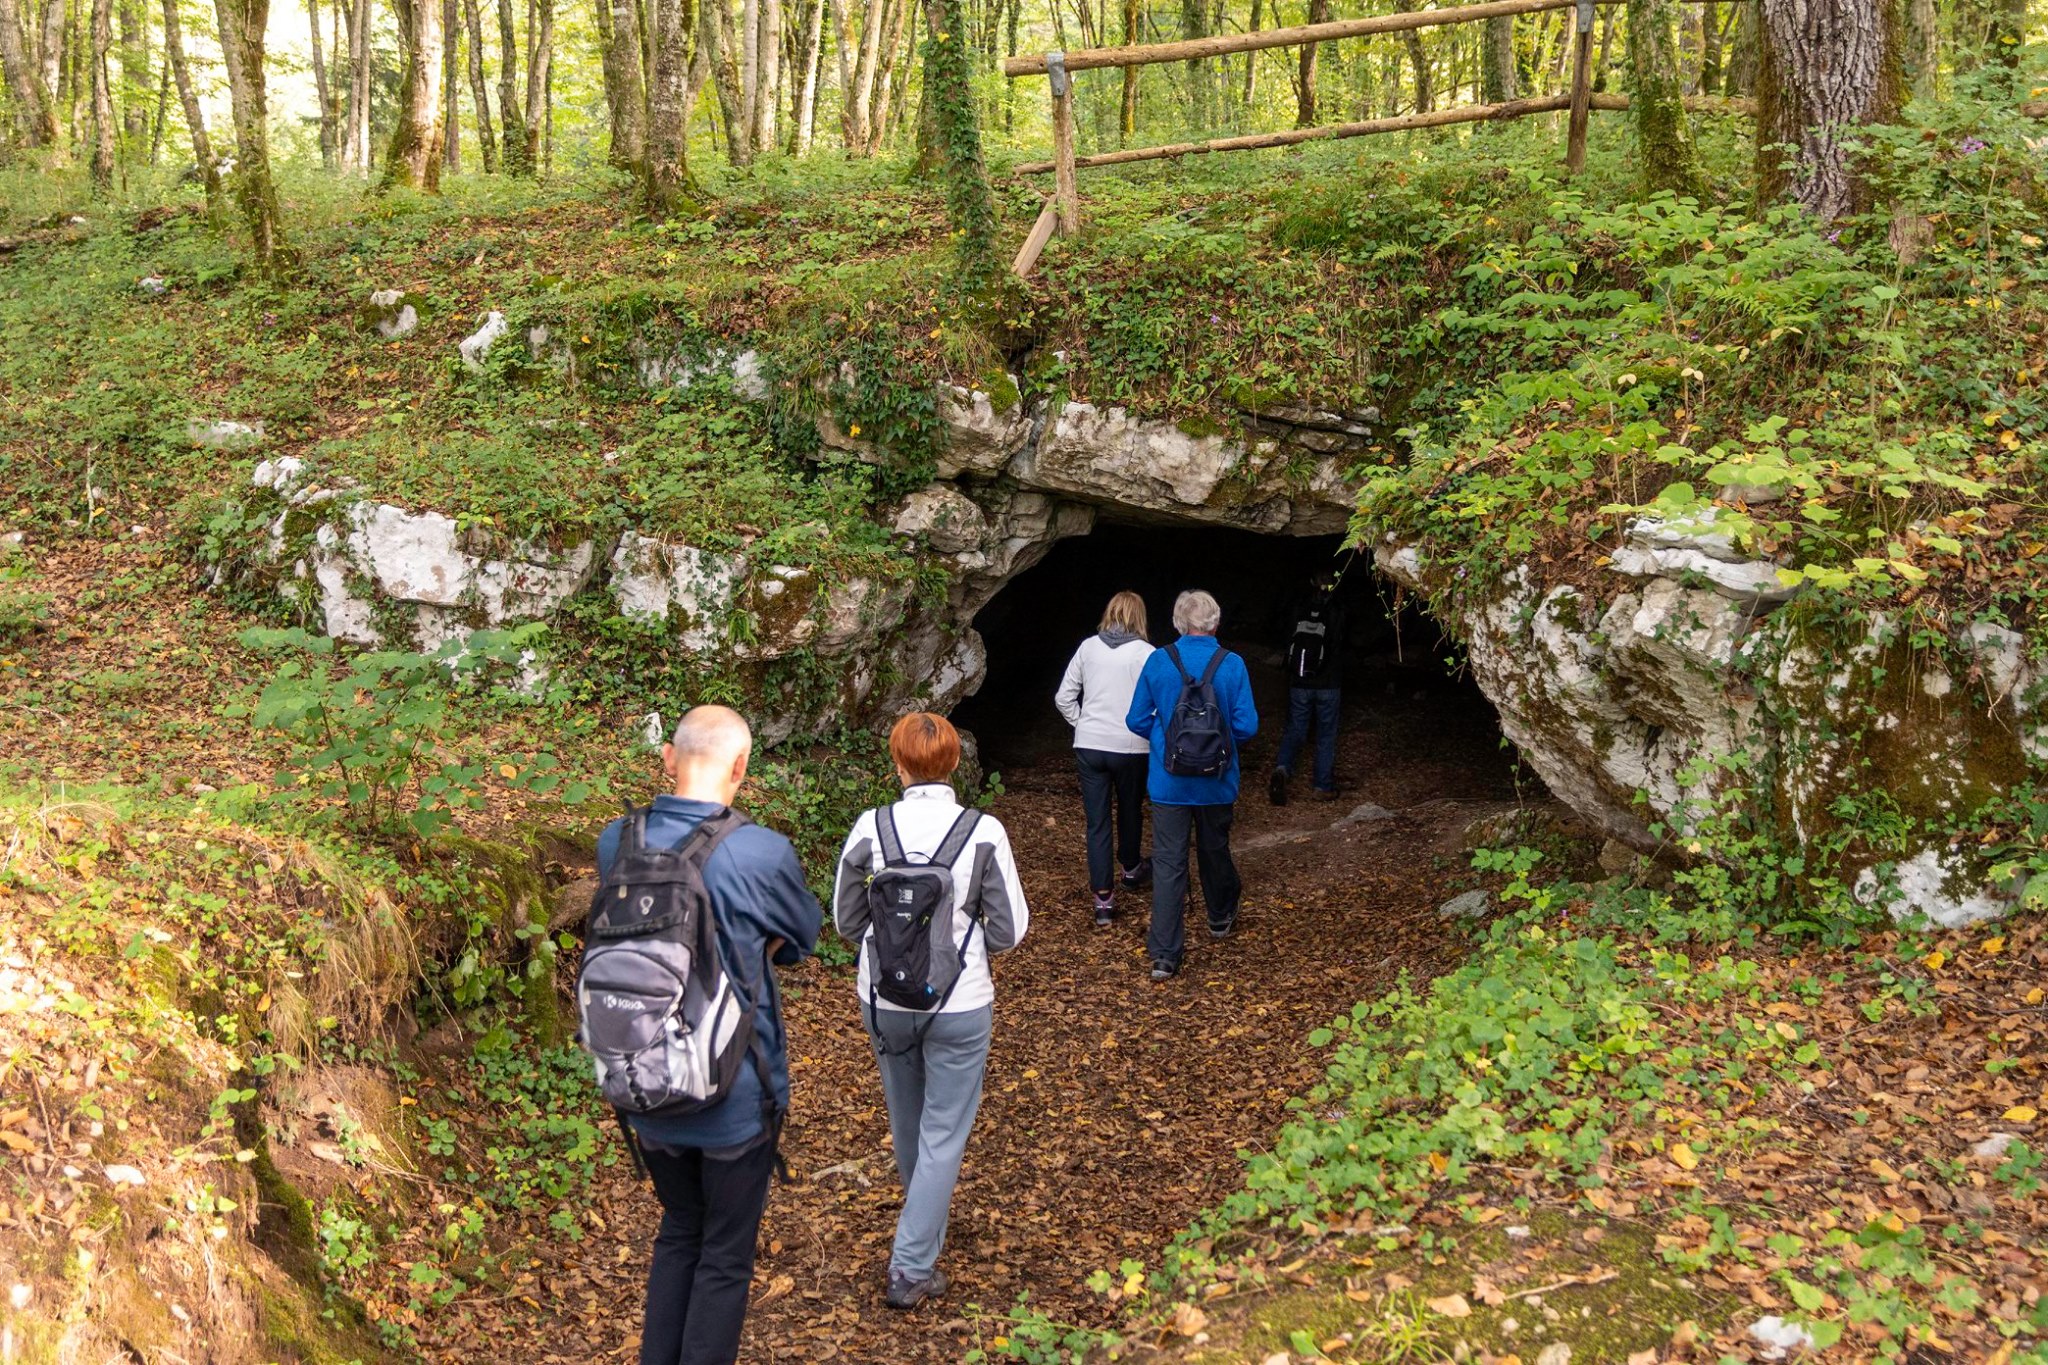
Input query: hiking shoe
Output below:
<box><xmin>1268</xmin><ymin>769</ymin><xmax>1289</xmax><ymax>806</ymax></box>
<box><xmin>1119</xmin><ymin>857</ymin><xmax>1153</xmax><ymax>891</ymax></box>
<box><xmin>1149</xmin><ymin>959</ymin><xmax>1178</xmax><ymax>982</ymax></box>
<box><xmin>1093</xmin><ymin>891</ymin><xmax>1116</xmax><ymax>928</ymax></box>
<box><xmin>1209</xmin><ymin>916</ymin><xmax>1237</xmax><ymax>940</ymax></box>
<box><xmin>1311</xmin><ymin>786</ymin><xmax>1340</xmax><ymax>802</ymax></box>
<box><xmin>885</xmin><ymin>1268</ymin><xmax>949</xmax><ymax>1310</ymax></box>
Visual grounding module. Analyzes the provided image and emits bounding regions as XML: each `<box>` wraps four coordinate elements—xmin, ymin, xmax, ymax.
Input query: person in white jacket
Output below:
<box><xmin>1054</xmin><ymin>590</ymin><xmax>1154</xmax><ymax>927</ymax></box>
<box><xmin>833</xmin><ymin>712</ymin><xmax>1029</xmax><ymax>1311</ymax></box>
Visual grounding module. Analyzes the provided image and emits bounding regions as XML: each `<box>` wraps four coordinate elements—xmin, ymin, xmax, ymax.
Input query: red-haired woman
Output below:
<box><xmin>832</xmin><ymin>712</ymin><xmax>1030</xmax><ymax>1311</ymax></box>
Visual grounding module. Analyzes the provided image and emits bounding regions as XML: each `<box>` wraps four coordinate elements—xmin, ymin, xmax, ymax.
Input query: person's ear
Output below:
<box><xmin>660</xmin><ymin>742</ymin><xmax>677</xmax><ymax>776</ymax></box>
<box><xmin>729</xmin><ymin>747</ymin><xmax>749</xmax><ymax>789</ymax></box>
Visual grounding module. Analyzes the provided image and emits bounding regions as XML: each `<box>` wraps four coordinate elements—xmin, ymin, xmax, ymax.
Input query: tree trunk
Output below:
<box><xmin>918</xmin><ymin>0</ymin><xmax>993</xmax><ymax>274</ymax></box>
<box><xmin>1481</xmin><ymin>12</ymin><xmax>1516</xmax><ymax>100</ymax></box>
<box><xmin>867</xmin><ymin>0</ymin><xmax>908</xmax><ymax>151</ymax></box>
<box><xmin>1698</xmin><ymin>0</ymin><xmax>1722</xmax><ymax>91</ymax></box>
<box><xmin>1238</xmin><ymin>0</ymin><xmax>1256</xmax><ymax>108</ymax></box>
<box><xmin>751</xmin><ymin>0</ymin><xmax>777</xmax><ymax>152</ymax></box>
<box><xmin>1295</xmin><ymin>0</ymin><xmax>1327</xmax><ymax>125</ymax></box>
<box><xmin>213</xmin><ymin>0</ymin><xmax>290</xmax><ymax>268</ymax></box>
<box><xmin>0</xmin><ymin>0</ymin><xmax>57</xmax><ymax>144</ymax></box>
<box><xmin>305</xmin><ymin>0</ymin><xmax>337</xmax><ymax>163</ymax></box>
<box><xmin>1627</xmin><ymin>0</ymin><xmax>1702</xmax><ymax>193</ymax></box>
<box><xmin>1755</xmin><ymin>0</ymin><xmax>1901</xmax><ymax>220</ymax></box>
<box><xmin>115</xmin><ymin>0</ymin><xmax>141</xmax><ymax>137</ymax></box>
<box><xmin>343</xmin><ymin>0</ymin><xmax>370</xmax><ymax>167</ymax></box>
<box><xmin>792</xmin><ymin>0</ymin><xmax>821</xmax><ymax>149</ymax></box>
<box><xmin>460</xmin><ymin>0</ymin><xmax>496</xmax><ymax>167</ymax></box>
<box><xmin>738</xmin><ymin>0</ymin><xmax>757</xmax><ymax>138</ymax></box>
<box><xmin>88</xmin><ymin>0</ymin><xmax>111</xmax><ymax>191</ymax></box>
<box><xmin>601</xmin><ymin>0</ymin><xmax>647</xmax><ymax>167</ymax></box>
<box><xmin>159</xmin><ymin>0</ymin><xmax>214</xmax><ymax>196</ymax></box>
<box><xmin>1904</xmin><ymin>0</ymin><xmax>1935</xmax><ymax>96</ymax></box>
<box><xmin>1182</xmin><ymin>0</ymin><xmax>1208</xmax><ymax>128</ymax></box>
<box><xmin>442</xmin><ymin>0</ymin><xmax>459</xmax><ymax>167</ymax></box>
<box><xmin>147</xmin><ymin>54</ymin><xmax>163</xmax><ymax>157</ymax></box>
<box><xmin>1402</xmin><ymin>26</ymin><xmax>1429</xmax><ymax>112</ymax></box>
<box><xmin>1592</xmin><ymin>0</ymin><xmax>1615</xmax><ymax>89</ymax></box>
<box><xmin>519</xmin><ymin>0</ymin><xmax>552</xmax><ymax>170</ymax></box>
<box><xmin>37</xmin><ymin>0</ymin><xmax>61</xmax><ymax>123</ymax></box>
<box><xmin>381</xmin><ymin>0</ymin><xmax>445</xmax><ymax>188</ymax></box>
<box><xmin>494</xmin><ymin>0</ymin><xmax>526</xmax><ymax>170</ymax></box>
<box><xmin>1721</xmin><ymin>0</ymin><xmax>1756</xmax><ymax>90</ymax></box>
<box><xmin>708</xmin><ymin>0</ymin><xmax>748</xmax><ymax>159</ymax></box>
<box><xmin>844</xmin><ymin>0</ymin><xmax>881</xmax><ymax>147</ymax></box>
<box><xmin>644</xmin><ymin>0</ymin><xmax>694</xmax><ymax>210</ymax></box>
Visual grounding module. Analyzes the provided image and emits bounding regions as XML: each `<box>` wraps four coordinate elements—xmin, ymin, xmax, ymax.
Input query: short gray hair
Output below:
<box><xmin>670</xmin><ymin>704</ymin><xmax>752</xmax><ymax>759</ymax></box>
<box><xmin>1172</xmin><ymin>590</ymin><xmax>1221</xmax><ymax>636</ymax></box>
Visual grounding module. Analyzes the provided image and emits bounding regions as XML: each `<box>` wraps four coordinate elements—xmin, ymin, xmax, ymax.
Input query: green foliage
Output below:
<box><xmin>232</xmin><ymin>624</ymin><xmax>557</xmax><ymax>836</ymax></box>
<box><xmin>920</xmin><ymin>0</ymin><xmax>999</xmax><ymax>281</ymax></box>
<box><xmin>962</xmin><ymin>1293</ymin><xmax>1126</xmax><ymax>1363</ymax></box>
<box><xmin>0</xmin><ymin>562</ymin><xmax>51</xmax><ymax>646</ymax></box>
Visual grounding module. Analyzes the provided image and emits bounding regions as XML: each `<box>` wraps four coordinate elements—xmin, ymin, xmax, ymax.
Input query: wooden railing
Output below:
<box><xmin>1003</xmin><ymin>0</ymin><xmax>1752</xmax><ymax>276</ymax></box>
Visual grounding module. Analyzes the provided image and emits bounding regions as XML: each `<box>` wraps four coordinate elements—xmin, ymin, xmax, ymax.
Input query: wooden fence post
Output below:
<box><xmin>1564</xmin><ymin>0</ymin><xmax>1594</xmax><ymax>172</ymax></box>
<box><xmin>1048</xmin><ymin>51</ymin><xmax>1080</xmax><ymax>234</ymax></box>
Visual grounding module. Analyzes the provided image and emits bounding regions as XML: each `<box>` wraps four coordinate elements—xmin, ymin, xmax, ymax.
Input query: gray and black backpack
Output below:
<box><xmin>576</xmin><ymin>806</ymin><xmax>763</xmax><ymax>1119</ymax></box>
<box><xmin>863</xmin><ymin>806</ymin><xmax>982</xmax><ymax>1021</ymax></box>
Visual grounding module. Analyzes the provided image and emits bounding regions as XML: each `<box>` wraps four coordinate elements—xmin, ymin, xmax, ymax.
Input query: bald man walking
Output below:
<box><xmin>593</xmin><ymin>706</ymin><xmax>822</xmax><ymax>1365</ymax></box>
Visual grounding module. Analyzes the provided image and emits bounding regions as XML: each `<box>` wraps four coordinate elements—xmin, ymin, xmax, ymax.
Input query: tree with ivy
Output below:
<box><xmin>919</xmin><ymin>0</ymin><xmax>997</xmax><ymax>282</ymax></box>
<box><xmin>1627</xmin><ymin>0</ymin><xmax>1704</xmax><ymax>196</ymax></box>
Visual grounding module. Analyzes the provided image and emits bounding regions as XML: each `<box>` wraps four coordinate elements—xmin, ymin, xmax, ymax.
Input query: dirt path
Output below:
<box><xmin>433</xmin><ymin>689</ymin><xmax>1535</xmax><ymax>1364</ymax></box>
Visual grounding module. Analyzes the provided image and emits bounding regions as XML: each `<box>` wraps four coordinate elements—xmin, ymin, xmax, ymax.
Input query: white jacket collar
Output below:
<box><xmin>902</xmin><ymin>782</ymin><xmax>960</xmax><ymax>805</ymax></box>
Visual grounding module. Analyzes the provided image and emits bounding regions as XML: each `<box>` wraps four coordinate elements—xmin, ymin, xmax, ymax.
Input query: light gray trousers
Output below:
<box><xmin>867</xmin><ymin>1003</ymin><xmax>993</xmax><ymax>1279</ymax></box>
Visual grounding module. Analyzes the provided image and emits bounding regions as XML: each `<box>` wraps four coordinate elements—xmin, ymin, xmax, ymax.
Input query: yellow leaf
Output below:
<box><xmin>1427</xmin><ymin>1293</ymin><xmax>1472</xmax><ymax>1319</ymax></box>
<box><xmin>1980</xmin><ymin>936</ymin><xmax>2006</xmax><ymax>955</ymax></box>
<box><xmin>499</xmin><ymin>763</ymin><xmax>518</xmax><ymax>779</ymax></box>
<box><xmin>0</xmin><ymin>1130</ymin><xmax>34</xmax><ymax>1153</ymax></box>
<box><xmin>2004</xmin><ymin>1106</ymin><xmax>2038</xmax><ymax>1123</ymax></box>
<box><xmin>1426</xmin><ymin>1151</ymin><xmax>1448</xmax><ymax>1174</ymax></box>
<box><xmin>2026</xmin><ymin>987</ymin><xmax>2044</xmax><ymax>1005</ymax></box>
<box><xmin>1871</xmin><ymin>1157</ymin><xmax>1903</xmax><ymax>1182</ymax></box>
<box><xmin>1670</xmin><ymin>1142</ymin><xmax>1700</xmax><ymax>1171</ymax></box>
<box><xmin>1924</xmin><ymin>949</ymin><xmax>1947</xmax><ymax>971</ymax></box>
<box><xmin>1774</xmin><ymin>1021</ymin><xmax>1799</xmax><ymax>1041</ymax></box>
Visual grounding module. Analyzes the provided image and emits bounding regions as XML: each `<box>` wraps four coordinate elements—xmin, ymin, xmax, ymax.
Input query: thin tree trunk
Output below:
<box><xmin>213</xmin><ymin>0</ymin><xmax>290</xmax><ymax>268</ymax></box>
<box><xmin>708</xmin><ymin>0</ymin><xmax>748</xmax><ymax>159</ymax></box>
<box><xmin>1755</xmin><ymin>0</ymin><xmax>1901</xmax><ymax>220</ymax></box>
<box><xmin>442</xmin><ymin>0</ymin><xmax>459</xmax><ymax>166</ymax></box>
<box><xmin>601</xmin><ymin>0</ymin><xmax>648</xmax><ymax>167</ymax></box>
<box><xmin>1699</xmin><ymin>0</ymin><xmax>1721</xmax><ymax>91</ymax></box>
<box><xmin>1295</xmin><ymin>0</ymin><xmax>1327</xmax><ymax>125</ymax></box>
<box><xmin>460</xmin><ymin>0</ymin><xmax>496</xmax><ymax>167</ymax></box>
<box><xmin>148</xmin><ymin>55</ymin><xmax>164</xmax><ymax>158</ymax></box>
<box><xmin>1238</xmin><ymin>0</ymin><xmax>1256</xmax><ymax>109</ymax></box>
<box><xmin>0</xmin><ymin>0</ymin><xmax>57</xmax><ymax>144</ymax></box>
<box><xmin>1481</xmin><ymin>13</ymin><xmax>1516</xmax><ymax>100</ymax></box>
<box><xmin>37</xmin><ymin>0</ymin><xmax>61</xmax><ymax>121</ymax></box>
<box><xmin>115</xmin><ymin>0</ymin><xmax>141</xmax><ymax>138</ymax></box>
<box><xmin>645</xmin><ymin>0</ymin><xmax>694</xmax><ymax>210</ymax></box>
<box><xmin>845</xmin><ymin>0</ymin><xmax>881</xmax><ymax>146</ymax></box>
<box><xmin>88</xmin><ymin>0</ymin><xmax>112</xmax><ymax>190</ymax></box>
<box><xmin>1904</xmin><ymin>0</ymin><xmax>1935</xmax><ymax>96</ymax></box>
<box><xmin>792</xmin><ymin>0</ymin><xmax>821</xmax><ymax>149</ymax></box>
<box><xmin>159</xmin><ymin>0</ymin><xmax>214</xmax><ymax>195</ymax></box>
<box><xmin>1628</xmin><ymin>0</ymin><xmax>1701</xmax><ymax>192</ymax></box>
<box><xmin>752</xmin><ymin>0</ymin><xmax>778</xmax><ymax>151</ymax></box>
<box><xmin>1592</xmin><ymin>0</ymin><xmax>1616</xmax><ymax>89</ymax></box>
<box><xmin>307</xmin><ymin>0</ymin><xmax>337</xmax><ymax>163</ymax></box>
<box><xmin>381</xmin><ymin>0</ymin><xmax>445</xmax><ymax>188</ymax></box>
<box><xmin>521</xmin><ymin>0</ymin><xmax>551</xmax><ymax>168</ymax></box>
<box><xmin>344</xmin><ymin>0</ymin><xmax>370</xmax><ymax>167</ymax></box>
<box><xmin>867</xmin><ymin>0</ymin><xmax>908</xmax><ymax>151</ymax></box>
<box><xmin>739</xmin><ymin>0</ymin><xmax>757</xmax><ymax>139</ymax></box>
<box><xmin>1401</xmin><ymin>26</ymin><xmax>1429</xmax><ymax>112</ymax></box>
<box><xmin>495</xmin><ymin>0</ymin><xmax>526</xmax><ymax>170</ymax></box>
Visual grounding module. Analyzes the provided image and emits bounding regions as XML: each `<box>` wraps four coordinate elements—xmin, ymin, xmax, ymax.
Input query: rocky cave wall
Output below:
<box><xmin>212</xmin><ymin>297</ymin><xmax>2044</xmax><ymax>924</ymax></box>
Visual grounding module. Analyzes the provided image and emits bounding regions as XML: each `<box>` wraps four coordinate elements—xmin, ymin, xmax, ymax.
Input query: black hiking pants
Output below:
<box><xmin>1147</xmin><ymin>802</ymin><xmax>1241</xmax><ymax>967</ymax></box>
<box><xmin>1075</xmin><ymin>747</ymin><xmax>1148</xmax><ymax>893</ymax></box>
<box><xmin>639</xmin><ymin>1137</ymin><xmax>776</xmax><ymax>1365</ymax></box>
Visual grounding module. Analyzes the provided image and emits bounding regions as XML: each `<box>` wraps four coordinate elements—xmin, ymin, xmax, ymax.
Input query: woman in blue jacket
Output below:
<box><xmin>1124</xmin><ymin>589</ymin><xmax>1259</xmax><ymax>981</ymax></box>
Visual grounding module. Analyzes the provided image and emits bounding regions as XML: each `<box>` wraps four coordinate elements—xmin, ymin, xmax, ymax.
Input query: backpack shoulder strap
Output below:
<box><xmin>617</xmin><ymin>801</ymin><xmax>649</xmax><ymax>855</ymax></box>
<box><xmin>1166</xmin><ymin>642</ymin><xmax>1192</xmax><ymax>684</ymax></box>
<box><xmin>674</xmin><ymin>804</ymin><xmax>749</xmax><ymax>865</ymax></box>
<box><xmin>1198</xmin><ymin>646</ymin><xmax>1227</xmax><ymax>687</ymax></box>
<box><xmin>875</xmin><ymin>804</ymin><xmax>906</xmax><ymax>867</ymax></box>
<box><xmin>930</xmin><ymin>809</ymin><xmax>982</xmax><ymax>869</ymax></box>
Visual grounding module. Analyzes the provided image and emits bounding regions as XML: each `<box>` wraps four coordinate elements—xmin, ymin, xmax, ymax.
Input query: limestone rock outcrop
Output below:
<box><xmin>1376</xmin><ymin>536</ymin><xmax>2042</xmax><ymax>927</ymax></box>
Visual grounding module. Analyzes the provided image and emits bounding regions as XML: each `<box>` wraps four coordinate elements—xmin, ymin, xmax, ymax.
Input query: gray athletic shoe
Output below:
<box><xmin>885</xmin><ymin>1268</ymin><xmax>949</xmax><ymax>1310</ymax></box>
<box><xmin>1150</xmin><ymin>959</ymin><xmax>1178</xmax><ymax>981</ymax></box>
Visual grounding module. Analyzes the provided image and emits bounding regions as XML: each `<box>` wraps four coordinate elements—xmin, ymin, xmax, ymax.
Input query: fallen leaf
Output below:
<box><xmin>2005</xmin><ymin>1106</ymin><xmax>2038</xmax><ymax>1122</ymax></box>
<box><xmin>1172</xmin><ymin>1302</ymin><xmax>1208</xmax><ymax>1337</ymax></box>
<box><xmin>1427</xmin><ymin>1292</ymin><xmax>1472</xmax><ymax>1319</ymax></box>
<box><xmin>1871</xmin><ymin>1157</ymin><xmax>1903</xmax><ymax>1182</ymax></box>
<box><xmin>1670</xmin><ymin>1143</ymin><xmax>1701</xmax><ymax>1171</ymax></box>
<box><xmin>1474</xmin><ymin>1275</ymin><xmax>1508</xmax><ymax>1306</ymax></box>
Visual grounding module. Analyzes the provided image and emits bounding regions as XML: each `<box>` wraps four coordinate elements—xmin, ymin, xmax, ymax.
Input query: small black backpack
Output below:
<box><xmin>576</xmin><ymin>806</ymin><xmax>762</xmax><ymax>1118</ymax></box>
<box><xmin>1162</xmin><ymin>643</ymin><xmax>1233</xmax><ymax>777</ymax></box>
<box><xmin>863</xmin><ymin>805</ymin><xmax>982</xmax><ymax>1012</ymax></box>
<box><xmin>1288</xmin><ymin>603</ymin><xmax>1331</xmax><ymax>680</ymax></box>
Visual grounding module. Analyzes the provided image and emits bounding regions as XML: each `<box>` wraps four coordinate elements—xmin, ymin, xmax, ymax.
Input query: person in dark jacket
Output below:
<box><xmin>593</xmin><ymin>705</ymin><xmax>822</xmax><ymax>1365</ymax></box>
<box><xmin>1270</xmin><ymin>569</ymin><xmax>1347</xmax><ymax>805</ymax></box>
<box><xmin>1125</xmin><ymin>590</ymin><xmax>1259</xmax><ymax>981</ymax></box>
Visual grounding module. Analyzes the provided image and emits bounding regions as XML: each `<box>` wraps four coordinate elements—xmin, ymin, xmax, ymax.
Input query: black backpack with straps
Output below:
<box><xmin>1162</xmin><ymin>643</ymin><xmax>1234</xmax><ymax>777</ymax></box>
<box><xmin>863</xmin><ymin>805</ymin><xmax>982</xmax><ymax>1013</ymax></box>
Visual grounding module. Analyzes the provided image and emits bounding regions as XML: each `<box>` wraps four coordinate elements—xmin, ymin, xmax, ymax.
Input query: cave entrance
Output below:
<box><xmin>950</xmin><ymin>519</ymin><xmax>1525</xmax><ymax>809</ymax></box>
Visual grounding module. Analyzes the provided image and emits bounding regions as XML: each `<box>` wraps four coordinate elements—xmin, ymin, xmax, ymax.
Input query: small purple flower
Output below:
<box><xmin>1827</xmin><ymin>229</ymin><xmax>1841</xmax><ymax>244</ymax></box>
<box><xmin>1959</xmin><ymin>136</ymin><xmax>1987</xmax><ymax>156</ymax></box>
<box><xmin>1209</xmin><ymin>313</ymin><xmax>1221</xmax><ymax>324</ymax></box>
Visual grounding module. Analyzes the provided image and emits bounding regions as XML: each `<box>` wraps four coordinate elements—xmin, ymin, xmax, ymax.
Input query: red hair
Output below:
<box><xmin>889</xmin><ymin>712</ymin><xmax>961</xmax><ymax>784</ymax></box>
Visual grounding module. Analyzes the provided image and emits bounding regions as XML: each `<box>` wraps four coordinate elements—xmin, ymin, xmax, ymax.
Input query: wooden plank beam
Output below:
<box><xmin>1007</xmin><ymin>93</ymin><xmax>1754</xmax><ymax>175</ymax></box>
<box><xmin>1011</xmin><ymin>197</ymin><xmax>1061</xmax><ymax>277</ymax></box>
<box><xmin>1005</xmin><ymin>0</ymin><xmax>1580</xmax><ymax>75</ymax></box>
